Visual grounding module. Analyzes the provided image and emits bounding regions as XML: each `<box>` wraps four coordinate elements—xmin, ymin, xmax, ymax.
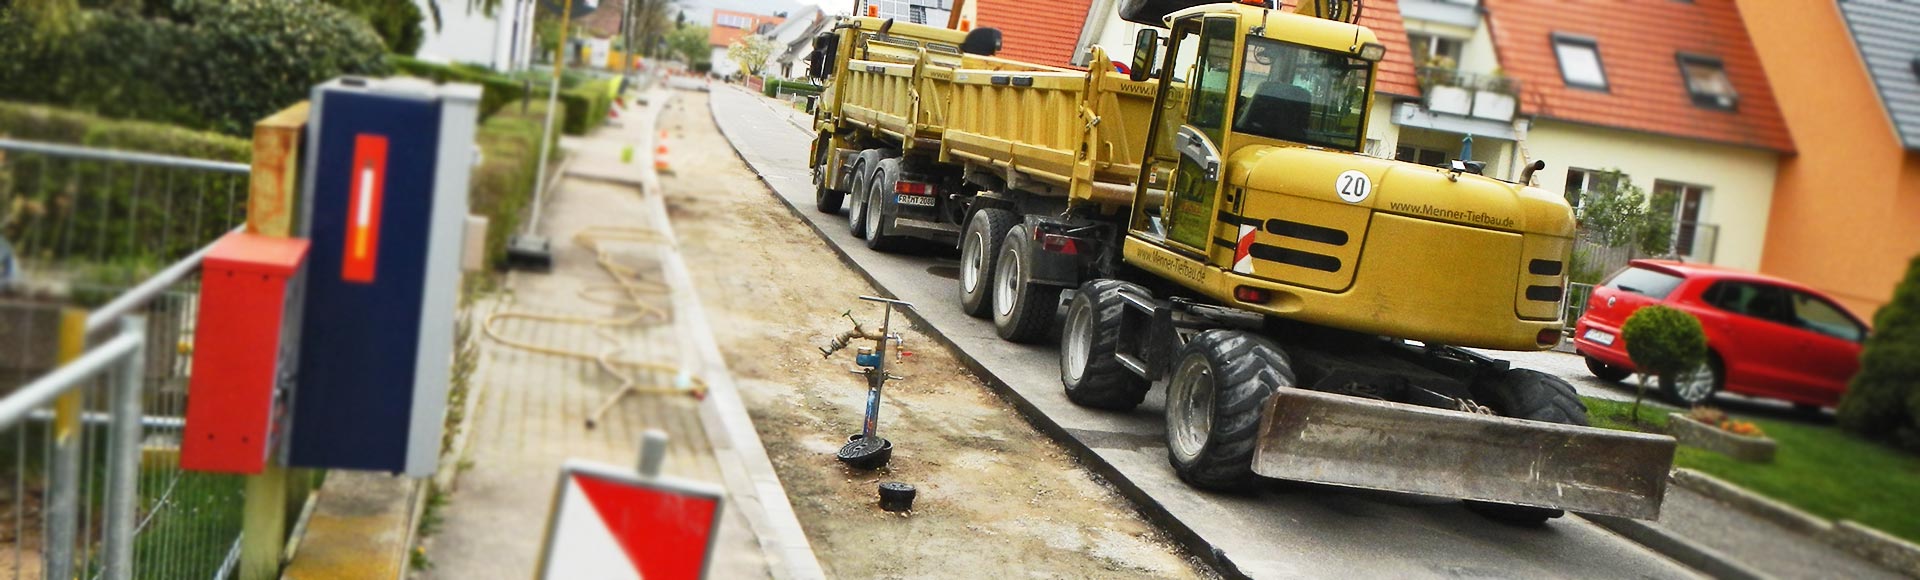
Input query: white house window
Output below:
<box><xmin>1408</xmin><ymin>32</ymin><xmax>1464</xmax><ymax>69</ymax></box>
<box><xmin>1655</xmin><ymin>180</ymin><xmax>1713</xmax><ymax>259</ymax></box>
<box><xmin>1552</xmin><ymin>34</ymin><xmax>1607</xmax><ymax>90</ymax></box>
<box><xmin>1396</xmin><ymin>145</ymin><xmax>1450</xmax><ymax>167</ymax></box>
<box><xmin>716</xmin><ymin>14</ymin><xmax>753</xmax><ymax>29</ymax></box>
<box><xmin>1679</xmin><ymin>54</ymin><xmax>1738</xmax><ymax>110</ymax></box>
<box><xmin>1564</xmin><ymin>167</ymin><xmax>1619</xmax><ymax>215</ymax></box>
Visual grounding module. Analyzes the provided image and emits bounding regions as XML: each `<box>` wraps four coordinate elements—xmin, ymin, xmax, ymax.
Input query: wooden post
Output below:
<box><xmin>240</xmin><ymin>102</ymin><xmax>308</xmax><ymax>580</ymax></box>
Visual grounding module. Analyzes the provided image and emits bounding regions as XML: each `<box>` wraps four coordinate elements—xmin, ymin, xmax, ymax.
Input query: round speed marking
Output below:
<box><xmin>1335</xmin><ymin>170</ymin><xmax>1372</xmax><ymax>203</ymax></box>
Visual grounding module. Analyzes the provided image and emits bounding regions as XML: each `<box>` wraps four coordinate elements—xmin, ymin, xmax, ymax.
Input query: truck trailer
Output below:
<box><xmin>803</xmin><ymin>0</ymin><xmax>1676</xmax><ymax>523</ymax></box>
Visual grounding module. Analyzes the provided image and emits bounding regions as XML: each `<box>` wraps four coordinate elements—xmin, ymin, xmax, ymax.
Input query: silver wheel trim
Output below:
<box><xmin>1063</xmin><ymin>299</ymin><xmax>1093</xmax><ymax>384</ymax></box>
<box><xmin>849</xmin><ymin>178</ymin><xmax>866</xmax><ymax>221</ymax></box>
<box><xmin>1676</xmin><ymin>361</ymin><xmax>1715</xmax><ymax>403</ymax></box>
<box><xmin>1167</xmin><ymin>355</ymin><xmax>1214</xmax><ymax>463</ymax></box>
<box><xmin>961</xmin><ymin>230</ymin><xmax>985</xmax><ymax>295</ymax></box>
<box><xmin>994</xmin><ymin>241</ymin><xmax>1021</xmax><ymax>318</ymax></box>
<box><xmin>865</xmin><ymin>181</ymin><xmax>884</xmax><ymax>239</ymax></box>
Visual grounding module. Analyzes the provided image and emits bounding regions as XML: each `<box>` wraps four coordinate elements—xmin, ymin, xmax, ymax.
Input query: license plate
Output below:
<box><xmin>1582</xmin><ymin>329</ymin><xmax>1615</xmax><ymax>346</ymax></box>
<box><xmin>895</xmin><ymin>194</ymin><xmax>935</xmax><ymax>207</ymax></box>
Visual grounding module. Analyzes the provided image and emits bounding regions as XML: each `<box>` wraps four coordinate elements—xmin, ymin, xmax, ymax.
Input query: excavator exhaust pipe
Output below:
<box><xmin>1253</xmin><ymin>389</ymin><xmax>1676</xmax><ymax>520</ymax></box>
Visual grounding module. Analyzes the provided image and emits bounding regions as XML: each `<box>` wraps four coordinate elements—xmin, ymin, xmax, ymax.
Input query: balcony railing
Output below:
<box><xmin>1416</xmin><ymin>67</ymin><xmax>1520</xmax><ymax>122</ymax></box>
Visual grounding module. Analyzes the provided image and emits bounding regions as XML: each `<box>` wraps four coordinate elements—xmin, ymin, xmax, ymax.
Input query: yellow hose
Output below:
<box><xmin>481</xmin><ymin>226</ymin><xmax>708</xmax><ymax>420</ymax></box>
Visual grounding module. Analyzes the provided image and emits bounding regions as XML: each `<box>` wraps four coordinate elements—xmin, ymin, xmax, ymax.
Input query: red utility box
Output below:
<box><xmin>181</xmin><ymin>231</ymin><xmax>309</xmax><ymax>474</ymax></box>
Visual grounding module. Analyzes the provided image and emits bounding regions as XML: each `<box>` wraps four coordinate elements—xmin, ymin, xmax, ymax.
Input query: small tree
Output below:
<box><xmin>666</xmin><ymin>24</ymin><xmax>711</xmax><ymax>68</ymax></box>
<box><xmin>1577</xmin><ymin>169</ymin><xmax>1679</xmax><ymax>258</ymax></box>
<box><xmin>727</xmin><ymin>34</ymin><xmax>776</xmax><ymax>77</ymax></box>
<box><xmin>1621</xmin><ymin>305</ymin><xmax>1707</xmax><ymax>420</ymax></box>
<box><xmin>1839</xmin><ymin>254</ymin><xmax>1920</xmax><ymax>451</ymax></box>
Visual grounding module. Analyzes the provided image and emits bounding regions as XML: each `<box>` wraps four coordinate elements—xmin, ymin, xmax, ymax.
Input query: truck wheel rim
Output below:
<box><xmin>1677</xmin><ymin>362</ymin><xmax>1714</xmax><ymax>403</ymax></box>
<box><xmin>849</xmin><ymin>183</ymin><xmax>866</xmax><ymax>221</ymax></box>
<box><xmin>994</xmin><ymin>243</ymin><xmax>1021</xmax><ymax>317</ymax></box>
<box><xmin>1063</xmin><ymin>299</ymin><xmax>1092</xmax><ymax>383</ymax></box>
<box><xmin>865</xmin><ymin>184</ymin><xmax>883</xmax><ymax>239</ymax></box>
<box><xmin>961</xmin><ymin>230</ymin><xmax>985</xmax><ymax>295</ymax></box>
<box><xmin>1168</xmin><ymin>355</ymin><xmax>1214</xmax><ymax>463</ymax></box>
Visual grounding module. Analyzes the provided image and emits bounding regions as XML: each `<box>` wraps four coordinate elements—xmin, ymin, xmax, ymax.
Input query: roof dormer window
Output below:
<box><xmin>1552</xmin><ymin>34</ymin><xmax>1608</xmax><ymax>91</ymax></box>
<box><xmin>1679</xmin><ymin>54</ymin><xmax>1739</xmax><ymax>110</ymax></box>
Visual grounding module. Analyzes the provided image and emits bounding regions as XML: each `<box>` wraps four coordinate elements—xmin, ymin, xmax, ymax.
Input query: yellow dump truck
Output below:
<box><xmin>804</xmin><ymin>0</ymin><xmax>1675</xmax><ymax>523</ymax></box>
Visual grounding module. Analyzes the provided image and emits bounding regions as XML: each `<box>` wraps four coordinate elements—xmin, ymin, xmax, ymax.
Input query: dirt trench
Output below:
<box><xmin>657</xmin><ymin>90</ymin><xmax>1212</xmax><ymax>580</ymax></box>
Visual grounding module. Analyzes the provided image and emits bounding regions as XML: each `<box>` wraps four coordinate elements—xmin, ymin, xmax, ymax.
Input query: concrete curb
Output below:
<box><xmin>1673</xmin><ymin>468</ymin><xmax>1920</xmax><ymax>578</ymax></box>
<box><xmin>1580</xmin><ymin>514</ymin><xmax>1769</xmax><ymax>580</ymax></box>
<box><xmin>642</xmin><ymin>88</ymin><xmax>828</xmax><ymax>580</ymax></box>
<box><xmin>705</xmin><ymin>85</ymin><xmax>1247</xmax><ymax>580</ymax></box>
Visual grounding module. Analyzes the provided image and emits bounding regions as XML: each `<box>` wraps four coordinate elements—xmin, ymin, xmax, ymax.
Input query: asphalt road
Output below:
<box><xmin>707</xmin><ymin>86</ymin><xmax>1704</xmax><ymax>579</ymax></box>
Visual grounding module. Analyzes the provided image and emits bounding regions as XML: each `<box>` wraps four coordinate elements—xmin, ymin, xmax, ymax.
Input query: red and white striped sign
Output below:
<box><xmin>1231</xmin><ymin>224</ymin><xmax>1257</xmax><ymax>274</ymax></box>
<box><xmin>538</xmin><ymin>461</ymin><xmax>725</xmax><ymax>580</ymax></box>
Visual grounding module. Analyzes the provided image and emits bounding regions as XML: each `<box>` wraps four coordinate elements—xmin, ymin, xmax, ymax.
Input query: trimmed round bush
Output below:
<box><xmin>1621</xmin><ymin>305</ymin><xmax>1707</xmax><ymax>378</ymax></box>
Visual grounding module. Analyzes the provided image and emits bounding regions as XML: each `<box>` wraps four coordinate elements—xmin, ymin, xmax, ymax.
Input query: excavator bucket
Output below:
<box><xmin>1252</xmin><ymin>389</ymin><xmax>1676</xmax><ymax>520</ymax></box>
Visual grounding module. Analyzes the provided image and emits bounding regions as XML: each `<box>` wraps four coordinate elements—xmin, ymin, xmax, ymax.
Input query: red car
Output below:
<box><xmin>1572</xmin><ymin>260</ymin><xmax>1869</xmax><ymax>409</ymax></box>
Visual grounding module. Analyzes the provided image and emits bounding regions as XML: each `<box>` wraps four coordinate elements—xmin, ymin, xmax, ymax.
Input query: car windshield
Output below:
<box><xmin>1604</xmin><ymin>267</ymin><xmax>1685</xmax><ymax>299</ymax></box>
<box><xmin>1231</xmin><ymin>38</ymin><xmax>1372</xmax><ymax>151</ymax></box>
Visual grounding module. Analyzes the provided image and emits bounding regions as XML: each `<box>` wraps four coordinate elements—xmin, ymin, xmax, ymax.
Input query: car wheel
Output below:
<box><xmin>1584</xmin><ymin>356</ymin><xmax>1632</xmax><ymax>383</ymax></box>
<box><xmin>1658</xmin><ymin>356</ymin><xmax>1723</xmax><ymax>406</ymax></box>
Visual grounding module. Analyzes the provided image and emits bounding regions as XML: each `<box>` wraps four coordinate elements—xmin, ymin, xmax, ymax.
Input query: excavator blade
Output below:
<box><xmin>1252</xmin><ymin>389</ymin><xmax>1676</xmax><ymax>520</ymax></box>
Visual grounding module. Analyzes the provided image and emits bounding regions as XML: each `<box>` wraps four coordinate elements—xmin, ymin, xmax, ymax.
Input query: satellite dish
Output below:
<box><xmin>539</xmin><ymin>0</ymin><xmax>599</xmax><ymax>16</ymax></box>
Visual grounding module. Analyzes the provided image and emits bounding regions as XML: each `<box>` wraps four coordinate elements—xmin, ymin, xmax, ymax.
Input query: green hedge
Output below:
<box><xmin>471</xmin><ymin>98</ymin><xmax>565</xmax><ymax>266</ymax></box>
<box><xmin>0</xmin><ymin>0</ymin><xmax>389</xmax><ymax>136</ymax></box>
<box><xmin>0</xmin><ymin>102</ymin><xmax>251</xmax><ymax>264</ymax></box>
<box><xmin>388</xmin><ymin>55</ymin><xmax>528</xmax><ymax>121</ymax></box>
<box><xmin>762</xmin><ymin>77</ymin><xmax>822</xmax><ymax>98</ymax></box>
<box><xmin>559</xmin><ymin>79</ymin><xmax>617</xmax><ymax>136</ymax></box>
<box><xmin>1840</xmin><ymin>254</ymin><xmax>1920</xmax><ymax>451</ymax></box>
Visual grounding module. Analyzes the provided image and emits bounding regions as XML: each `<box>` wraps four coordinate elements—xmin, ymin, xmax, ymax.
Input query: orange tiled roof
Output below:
<box><xmin>1483</xmin><ymin>0</ymin><xmax>1792</xmax><ymax>152</ymax></box>
<box><xmin>1277</xmin><ymin>0</ymin><xmax>1420</xmax><ymax>98</ymax></box>
<box><xmin>975</xmin><ymin>0</ymin><xmax>1094</xmax><ymax>68</ymax></box>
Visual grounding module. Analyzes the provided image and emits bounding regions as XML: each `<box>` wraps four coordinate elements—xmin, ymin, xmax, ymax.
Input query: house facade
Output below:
<box><xmin>1463</xmin><ymin>0</ymin><xmax>1791</xmax><ymax>273</ymax></box>
<box><xmin>411</xmin><ymin>0</ymin><xmax>539</xmax><ymax>72</ymax></box>
<box><xmin>709</xmin><ymin>9</ymin><xmax>787</xmax><ymax>77</ymax></box>
<box><xmin>1737</xmin><ymin>0</ymin><xmax>1920</xmax><ymax>316</ymax></box>
<box><xmin>856</xmin><ymin>0</ymin><xmax>955</xmax><ymax>25</ymax></box>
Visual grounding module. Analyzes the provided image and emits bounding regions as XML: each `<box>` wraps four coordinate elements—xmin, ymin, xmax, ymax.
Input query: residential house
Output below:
<box><xmin>1737</xmin><ymin>0</ymin><xmax>1920</xmax><ymax>316</ymax></box>
<box><xmin>412</xmin><ymin>0</ymin><xmax>539</xmax><ymax>72</ymax></box>
<box><xmin>856</xmin><ymin>0</ymin><xmax>955</xmax><ymax>25</ymax></box>
<box><xmin>710</xmin><ymin>9</ymin><xmax>787</xmax><ymax>76</ymax></box>
<box><xmin>772</xmin><ymin>8</ymin><xmax>834</xmax><ymax>79</ymax></box>
<box><xmin>1476</xmin><ymin>0</ymin><xmax>1791</xmax><ymax>273</ymax></box>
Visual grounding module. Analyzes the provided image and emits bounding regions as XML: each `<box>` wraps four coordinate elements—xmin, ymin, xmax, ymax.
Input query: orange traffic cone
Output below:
<box><xmin>654</xmin><ymin>131</ymin><xmax>671</xmax><ymax>174</ymax></box>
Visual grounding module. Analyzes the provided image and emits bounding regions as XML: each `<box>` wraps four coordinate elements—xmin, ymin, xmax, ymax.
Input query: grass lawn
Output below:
<box><xmin>1584</xmin><ymin>397</ymin><xmax>1920</xmax><ymax>544</ymax></box>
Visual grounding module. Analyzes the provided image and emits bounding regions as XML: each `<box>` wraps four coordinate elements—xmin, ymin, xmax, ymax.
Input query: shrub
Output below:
<box><xmin>1839</xmin><ymin>254</ymin><xmax>1920</xmax><ymax>451</ymax></box>
<box><xmin>388</xmin><ymin>55</ymin><xmax>528</xmax><ymax>120</ymax></box>
<box><xmin>559</xmin><ymin>79</ymin><xmax>617</xmax><ymax>136</ymax></box>
<box><xmin>0</xmin><ymin>0</ymin><xmax>390</xmax><ymax>136</ymax></box>
<box><xmin>319</xmin><ymin>0</ymin><xmax>425</xmax><ymax>55</ymax></box>
<box><xmin>0</xmin><ymin>102</ymin><xmax>251</xmax><ymax>265</ymax></box>
<box><xmin>1622</xmin><ymin>304</ymin><xmax>1707</xmax><ymax>417</ymax></box>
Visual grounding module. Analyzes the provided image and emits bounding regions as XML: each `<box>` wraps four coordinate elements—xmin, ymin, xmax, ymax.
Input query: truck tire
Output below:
<box><xmin>864</xmin><ymin>159</ymin><xmax>905</xmax><ymax>252</ymax></box>
<box><xmin>991</xmin><ymin>224</ymin><xmax>1061</xmax><ymax>343</ymax></box>
<box><xmin>847</xmin><ymin>149</ymin><xmax>891</xmax><ymax>237</ymax></box>
<box><xmin>1463</xmin><ymin>368</ymin><xmax>1588</xmax><ymax>525</ymax></box>
<box><xmin>814</xmin><ymin>169</ymin><xmax>843</xmax><ymax>214</ymax></box>
<box><xmin>1165</xmin><ymin>330</ymin><xmax>1294</xmax><ymax>491</ymax></box>
<box><xmin>958</xmin><ymin>208</ymin><xmax>1017</xmax><ymax>318</ymax></box>
<box><xmin>1061</xmin><ymin>279</ymin><xmax>1153</xmax><ymax>410</ymax></box>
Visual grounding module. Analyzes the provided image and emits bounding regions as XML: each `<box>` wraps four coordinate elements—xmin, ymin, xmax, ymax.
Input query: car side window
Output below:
<box><xmin>1702</xmin><ymin>282</ymin><xmax>1796</xmax><ymax>326</ymax></box>
<box><xmin>1789</xmin><ymin>292</ymin><xmax>1865</xmax><ymax>342</ymax></box>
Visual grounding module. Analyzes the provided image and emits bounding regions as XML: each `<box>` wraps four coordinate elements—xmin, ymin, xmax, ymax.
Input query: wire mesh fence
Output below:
<box><xmin>0</xmin><ymin>139</ymin><xmax>255</xmax><ymax>579</ymax></box>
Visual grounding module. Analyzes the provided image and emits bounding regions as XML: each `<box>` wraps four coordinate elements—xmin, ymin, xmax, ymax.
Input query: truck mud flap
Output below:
<box><xmin>1252</xmin><ymin>389</ymin><xmax>1675</xmax><ymax>520</ymax></box>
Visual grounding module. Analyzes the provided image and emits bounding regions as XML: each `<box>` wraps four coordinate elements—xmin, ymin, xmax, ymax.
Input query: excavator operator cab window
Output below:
<box><xmin>1231</xmin><ymin>38</ymin><xmax>1373</xmax><ymax>151</ymax></box>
